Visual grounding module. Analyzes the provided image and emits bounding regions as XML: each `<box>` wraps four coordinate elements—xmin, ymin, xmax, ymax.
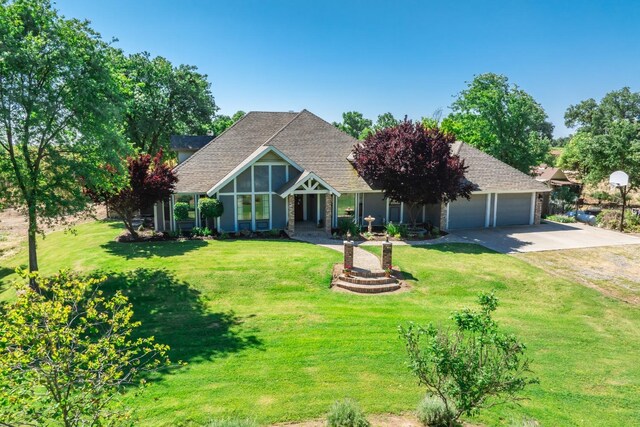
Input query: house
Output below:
<box><xmin>533</xmin><ymin>165</ymin><xmax>581</xmax><ymax>215</ymax></box>
<box><xmin>170</xmin><ymin>135</ymin><xmax>214</xmax><ymax>164</ymax></box>
<box><xmin>153</xmin><ymin>110</ymin><xmax>549</xmax><ymax>234</ymax></box>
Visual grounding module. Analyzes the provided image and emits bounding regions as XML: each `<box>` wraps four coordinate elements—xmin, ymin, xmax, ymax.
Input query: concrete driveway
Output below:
<box><xmin>451</xmin><ymin>221</ymin><xmax>640</xmax><ymax>254</ymax></box>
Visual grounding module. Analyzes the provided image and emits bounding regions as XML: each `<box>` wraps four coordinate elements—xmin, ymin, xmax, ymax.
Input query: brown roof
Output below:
<box><xmin>174</xmin><ymin>110</ymin><xmax>548</xmax><ymax>194</ymax></box>
<box><xmin>453</xmin><ymin>142</ymin><xmax>550</xmax><ymax>192</ymax></box>
<box><xmin>173</xmin><ymin>111</ymin><xmax>298</xmax><ymax>193</ymax></box>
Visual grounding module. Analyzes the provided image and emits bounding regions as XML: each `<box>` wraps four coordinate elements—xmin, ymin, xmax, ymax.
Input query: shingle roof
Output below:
<box><xmin>173</xmin><ymin>111</ymin><xmax>298</xmax><ymax>193</ymax></box>
<box><xmin>170</xmin><ymin>135</ymin><xmax>213</xmax><ymax>151</ymax></box>
<box><xmin>173</xmin><ymin>110</ymin><xmax>549</xmax><ymax>194</ymax></box>
<box><xmin>453</xmin><ymin>142</ymin><xmax>550</xmax><ymax>192</ymax></box>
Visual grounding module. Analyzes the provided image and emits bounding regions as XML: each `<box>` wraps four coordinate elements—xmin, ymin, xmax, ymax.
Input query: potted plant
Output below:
<box><xmin>343</xmin><ymin>265</ymin><xmax>352</xmax><ymax>276</ymax></box>
<box><xmin>384</xmin><ymin>266</ymin><xmax>393</xmax><ymax>278</ymax></box>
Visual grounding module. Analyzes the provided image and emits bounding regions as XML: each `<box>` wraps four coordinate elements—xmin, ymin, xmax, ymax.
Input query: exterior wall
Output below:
<box><xmin>361</xmin><ymin>193</ymin><xmax>387</xmax><ymax>225</ymax></box>
<box><xmin>272</xmin><ymin>196</ymin><xmax>287</xmax><ymax>229</ymax></box>
<box><xmin>218</xmin><ymin>195</ymin><xmax>235</xmax><ymax>232</ymax></box>
<box><xmin>534</xmin><ymin>192</ymin><xmax>543</xmax><ymax>225</ymax></box>
<box><xmin>177</xmin><ymin>150</ymin><xmax>196</xmax><ymax>164</ymax></box>
<box><xmin>496</xmin><ymin>193</ymin><xmax>533</xmax><ymax>226</ymax></box>
<box><xmin>424</xmin><ymin>203</ymin><xmax>442</xmax><ymax>228</ymax></box>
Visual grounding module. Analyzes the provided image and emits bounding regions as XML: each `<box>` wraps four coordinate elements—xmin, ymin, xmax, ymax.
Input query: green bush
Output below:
<box><xmin>546</xmin><ymin>214</ymin><xmax>576</xmax><ymax>223</ymax></box>
<box><xmin>590</xmin><ymin>190</ymin><xmax>612</xmax><ymax>204</ymax></box>
<box><xmin>173</xmin><ymin>202</ymin><xmax>190</xmax><ymax>221</ymax></box>
<box><xmin>199</xmin><ymin>198</ymin><xmax>224</xmax><ymax>227</ymax></box>
<box><xmin>326</xmin><ymin>399</ymin><xmax>370</xmax><ymax>427</ymax></box>
<box><xmin>385</xmin><ymin>222</ymin><xmax>408</xmax><ymax>238</ymax></box>
<box><xmin>597</xmin><ymin>208</ymin><xmax>640</xmax><ymax>232</ymax></box>
<box><xmin>337</xmin><ymin>218</ymin><xmax>360</xmax><ymax>237</ymax></box>
<box><xmin>205</xmin><ymin>417</ymin><xmax>257</xmax><ymax>427</ymax></box>
<box><xmin>191</xmin><ymin>227</ymin><xmax>212</xmax><ymax>237</ymax></box>
<box><xmin>416</xmin><ymin>394</ymin><xmax>456</xmax><ymax>427</ymax></box>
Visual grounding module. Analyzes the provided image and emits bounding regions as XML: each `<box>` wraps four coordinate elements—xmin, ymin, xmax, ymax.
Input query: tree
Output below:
<box><xmin>561</xmin><ymin>88</ymin><xmax>640</xmax><ymax>231</ymax></box>
<box><xmin>445</xmin><ymin>73</ymin><xmax>553</xmax><ymax>173</ymax></box>
<box><xmin>123</xmin><ymin>52</ymin><xmax>217</xmax><ymax>154</ymax></box>
<box><xmin>211</xmin><ymin>110</ymin><xmax>246</xmax><ymax>136</ymax></box>
<box><xmin>353</xmin><ymin>120</ymin><xmax>475</xmax><ymax>228</ymax></box>
<box><xmin>374</xmin><ymin>112</ymin><xmax>399</xmax><ymax>131</ymax></box>
<box><xmin>0</xmin><ymin>270</ymin><xmax>170</xmax><ymax>426</ymax></box>
<box><xmin>0</xmin><ymin>0</ymin><xmax>130</xmax><ymax>286</ymax></box>
<box><xmin>399</xmin><ymin>292</ymin><xmax>538</xmax><ymax>426</ymax></box>
<box><xmin>332</xmin><ymin>111</ymin><xmax>373</xmax><ymax>140</ymax></box>
<box><xmin>88</xmin><ymin>151</ymin><xmax>177</xmax><ymax>238</ymax></box>
<box><xmin>199</xmin><ymin>197</ymin><xmax>224</xmax><ymax>229</ymax></box>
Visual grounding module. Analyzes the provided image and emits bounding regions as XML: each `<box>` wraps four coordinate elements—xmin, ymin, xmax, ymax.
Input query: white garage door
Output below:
<box><xmin>448</xmin><ymin>195</ymin><xmax>487</xmax><ymax>229</ymax></box>
<box><xmin>496</xmin><ymin>193</ymin><xmax>532</xmax><ymax>226</ymax></box>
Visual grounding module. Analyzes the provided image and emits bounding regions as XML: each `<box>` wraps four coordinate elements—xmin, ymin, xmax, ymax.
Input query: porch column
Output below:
<box><xmin>287</xmin><ymin>194</ymin><xmax>295</xmax><ymax>235</ymax></box>
<box><xmin>325</xmin><ymin>194</ymin><xmax>333</xmax><ymax>235</ymax></box>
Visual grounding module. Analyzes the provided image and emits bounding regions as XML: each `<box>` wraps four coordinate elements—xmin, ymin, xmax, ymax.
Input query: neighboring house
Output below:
<box><xmin>533</xmin><ymin>165</ymin><xmax>581</xmax><ymax>215</ymax></box>
<box><xmin>153</xmin><ymin>110</ymin><xmax>549</xmax><ymax>234</ymax></box>
<box><xmin>170</xmin><ymin>135</ymin><xmax>214</xmax><ymax>164</ymax></box>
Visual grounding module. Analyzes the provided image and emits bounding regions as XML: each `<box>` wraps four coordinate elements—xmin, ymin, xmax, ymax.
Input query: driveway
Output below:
<box><xmin>451</xmin><ymin>221</ymin><xmax>640</xmax><ymax>254</ymax></box>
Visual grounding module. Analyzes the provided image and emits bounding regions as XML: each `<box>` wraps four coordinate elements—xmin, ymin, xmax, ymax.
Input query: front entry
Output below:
<box><xmin>294</xmin><ymin>195</ymin><xmax>304</xmax><ymax>219</ymax></box>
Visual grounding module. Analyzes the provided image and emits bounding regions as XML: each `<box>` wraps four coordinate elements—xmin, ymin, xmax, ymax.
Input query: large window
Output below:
<box><xmin>237</xmin><ymin>195</ymin><xmax>252</xmax><ymax>220</ymax></box>
<box><xmin>254</xmin><ymin>166</ymin><xmax>269</xmax><ymax>192</ymax></box>
<box><xmin>255</xmin><ymin>194</ymin><xmax>270</xmax><ymax>220</ymax></box>
<box><xmin>337</xmin><ymin>193</ymin><xmax>356</xmax><ymax>217</ymax></box>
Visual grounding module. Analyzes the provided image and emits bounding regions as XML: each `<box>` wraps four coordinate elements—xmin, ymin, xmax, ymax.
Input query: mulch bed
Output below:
<box><xmin>115</xmin><ymin>228</ymin><xmax>290</xmax><ymax>243</ymax></box>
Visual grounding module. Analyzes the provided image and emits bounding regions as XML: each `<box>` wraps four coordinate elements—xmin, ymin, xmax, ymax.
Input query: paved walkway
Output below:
<box><xmin>291</xmin><ymin>232</ymin><xmax>463</xmax><ymax>271</ymax></box>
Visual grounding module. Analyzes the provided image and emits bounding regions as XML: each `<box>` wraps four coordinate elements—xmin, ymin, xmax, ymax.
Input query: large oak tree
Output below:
<box><xmin>0</xmin><ymin>0</ymin><xmax>130</xmax><ymax>284</ymax></box>
<box><xmin>560</xmin><ymin>88</ymin><xmax>640</xmax><ymax>230</ymax></box>
<box><xmin>353</xmin><ymin>120</ymin><xmax>475</xmax><ymax>228</ymax></box>
<box><xmin>444</xmin><ymin>73</ymin><xmax>553</xmax><ymax>173</ymax></box>
<box><xmin>123</xmin><ymin>52</ymin><xmax>217</xmax><ymax>154</ymax></box>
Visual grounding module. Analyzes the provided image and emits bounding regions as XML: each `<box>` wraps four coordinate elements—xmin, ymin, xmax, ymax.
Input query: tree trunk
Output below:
<box><xmin>124</xmin><ymin>217</ymin><xmax>139</xmax><ymax>239</ymax></box>
<box><xmin>27</xmin><ymin>202</ymin><xmax>40</xmax><ymax>291</ymax></box>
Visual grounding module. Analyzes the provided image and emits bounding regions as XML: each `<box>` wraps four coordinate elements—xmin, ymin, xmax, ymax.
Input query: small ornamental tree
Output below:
<box><xmin>0</xmin><ymin>270</ymin><xmax>171</xmax><ymax>427</ymax></box>
<box><xmin>354</xmin><ymin>120</ymin><xmax>475</xmax><ymax>228</ymax></box>
<box><xmin>199</xmin><ymin>197</ymin><xmax>224</xmax><ymax>229</ymax></box>
<box><xmin>399</xmin><ymin>292</ymin><xmax>538</xmax><ymax>426</ymax></box>
<box><xmin>89</xmin><ymin>151</ymin><xmax>177</xmax><ymax>238</ymax></box>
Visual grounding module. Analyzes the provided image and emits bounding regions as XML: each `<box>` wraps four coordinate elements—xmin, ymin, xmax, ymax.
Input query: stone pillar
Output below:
<box><xmin>381</xmin><ymin>242</ymin><xmax>392</xmax><ymax>270</ymax></box>
<box><xmin>343</xmin><ymin>240</ymin><xmax>354</xmax><ymax>270</ymax></box>
<box><xmin>534</xmin><ymin>192</ymin><xmax>543</xmax><ymax>225</ymax></box>
<box><xmin>287</xmin><ymin>195</ymin><xmax>295</xmax><ymax>235</ymax></box>
<box><xmin>325</xmin><ymin>194</ymin><xmax>333</xmax><ymax>235</ymax></box>
<box><xmin>439</xmin><ymin>202</ymin><xmax>448</xmax><ymax>231</ymax></box>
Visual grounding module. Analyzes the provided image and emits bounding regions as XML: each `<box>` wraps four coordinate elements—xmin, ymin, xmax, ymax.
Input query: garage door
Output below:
<box><xmin>496</xmin><ymin>193</ymin><xmax>532</xmax><ymax>226</ymax></box>
<box><xmin>448</xmin><ymin>195</ymin><xmax>487</xmax><ymax>229</ymax></box>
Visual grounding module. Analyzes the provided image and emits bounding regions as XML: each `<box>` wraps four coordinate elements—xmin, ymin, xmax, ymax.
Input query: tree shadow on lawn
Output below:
<box><xmin>0</xmin><ymin>266</ymin><xmax>14</xmax><ymax>281</ymax></box>
<box><xmin>98</xmin><ymin>268</ymin><xmax>262</xmax><ymax>371</ymax></box>
<box><xmin>101</xmin><ymin>239</ymin><xmax>207</xmax><ymax>260</ymax></box>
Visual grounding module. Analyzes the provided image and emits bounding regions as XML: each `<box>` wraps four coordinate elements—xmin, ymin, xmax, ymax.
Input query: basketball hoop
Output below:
<box><xmin>609</xmin><ymin>170</ymin><xmax>629</xmax><ymax>189</ymax></box>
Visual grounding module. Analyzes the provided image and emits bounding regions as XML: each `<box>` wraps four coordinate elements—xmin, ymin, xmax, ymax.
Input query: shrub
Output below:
<box><xmin>191</xmin><ymin>227</ymin><xmax>213</xmax><ymax>237</ymax></box>
<box><xmin>546</xmin><ymin>214</ymin><xmax>576</xmax><ymax>223</ymax></box>
<box><xmin>416</xmin><ymin>395</ymin><xmax>456</xmax><ymax>427</ymax></box>
<box><xmin>264</xmin><ymin>228</ymin><xmax>282</xmax><ymax>238</ymax></box>
<box><xmin>400</xmin><ymin>292</ymin><xmax>538</xmax><ymax>425</ymax></box>
<box><xmin>590</xmin><ymin>190</ymin><xmax>611</xmax><ymax>204</ymax></box>
<box><xmin>173</xmin><ymin>202</ymin><xmax>190</xmax><ymax>221</ymax></box>
<box><xmin>326</xmin><ymin>399</ymin><xmax>370</xmax><ymax>427</ymax></box>
<box><xmin>205</xmin><ymin>417</ymin><xmax>258</xmax><ymax>427</ymax></box>
<box><xmin>338</xmin><ymin>217</ymin><xmax>360</xmax><ymax>237</ymax></box>
<box><xmin>0</xmin><ymin>270</ymin><xmax>170</xmax><ymax>426</ymax></box>
<box><xmin>597</xmin><ymin>208</ymin><xmax>640</xmax><ymax>233</ymax></box>
<box><xmin>385</xmin><ymin>222</ymin><xmax>408</xmax><ymax>238</ymax></box>
<box><xmin>199</xmin><ymin>198</ymin><xmax>224</xmax><ymax>228</ymax></box>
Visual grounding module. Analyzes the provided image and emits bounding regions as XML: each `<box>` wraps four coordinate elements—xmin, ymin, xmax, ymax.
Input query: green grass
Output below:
<box><xmin>1</xmin><ymin>221</ymin><xmax>639</xmax><ymax>426</ymax></box>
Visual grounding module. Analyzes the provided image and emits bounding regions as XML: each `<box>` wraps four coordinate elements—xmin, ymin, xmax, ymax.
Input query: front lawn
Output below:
<box><xmin>1</xmin><ymin>221</ymin><xmax>639</xmax><ymax>426</ymax></box>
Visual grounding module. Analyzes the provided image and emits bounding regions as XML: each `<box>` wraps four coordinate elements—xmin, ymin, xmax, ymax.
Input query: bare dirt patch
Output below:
<box><xmin>514</xmin><ymin>245</ymin><xmax>640</xmax><ymax>305</ymax></box>
<box><xmin>0</xmin><ymin>205</ymin><xmax>106</xmax><ymax>260</ymax></box>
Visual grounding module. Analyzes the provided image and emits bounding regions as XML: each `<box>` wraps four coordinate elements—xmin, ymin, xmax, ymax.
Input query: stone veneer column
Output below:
<box><xmin>381</xmin><ymin>242</ymin><xmax>393</xmax><ymax>270</ymax></box>
<box><xmin>324</xmin><ymin>194</ymin><xmax>333</xmax><ymax>235</ymax></box>
<box><xmin>439</xmin><ymin>202</ymin><xmax>448</xmax><ymax>231</ymax></box>
<box><xmin>287</xmin><ymin>195</ymin><xmax>295</xmax><ymax>235</ymax></box>
<box><xmin>534</xmin><ymin>192</ymin><xmax>543</xmax><ymax>225</ymax></box>
<box><xmin>343</xmin><ymin>240</ymin><xmax>354</xmax><ymax>269</ymax></box>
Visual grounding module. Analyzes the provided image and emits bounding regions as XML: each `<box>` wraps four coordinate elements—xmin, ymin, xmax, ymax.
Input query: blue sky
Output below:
<box><xmin>55</xmin><ymin>0</ymin><xmax>640</xmax><ymax>137</ymax></box>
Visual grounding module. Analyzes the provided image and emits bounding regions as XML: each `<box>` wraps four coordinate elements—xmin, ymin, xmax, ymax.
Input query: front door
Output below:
<box><xmin>294</xmin><ymin>195</ymin><xmax>304</xmax><ymax>220</ymax></box>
